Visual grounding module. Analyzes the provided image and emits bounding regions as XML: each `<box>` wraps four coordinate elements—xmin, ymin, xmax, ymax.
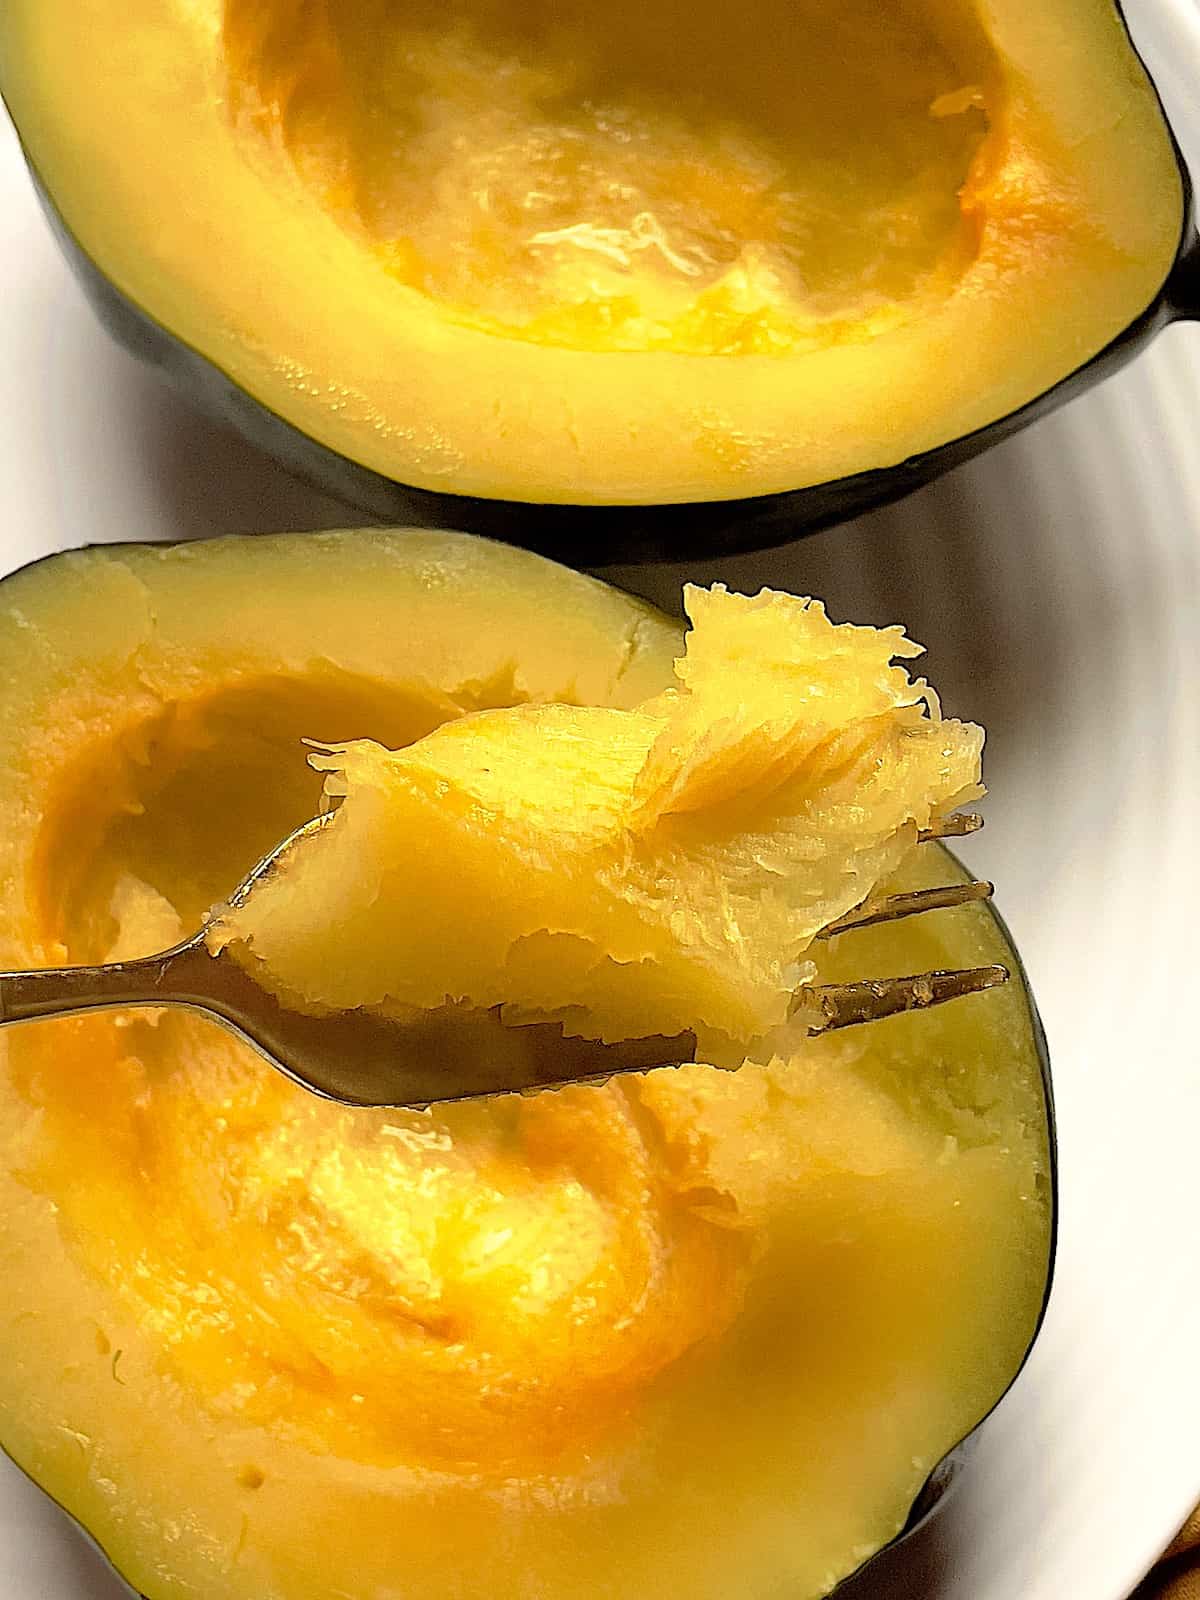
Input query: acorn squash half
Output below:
<box><xmin>0</xmin><ymin>0</ymin><xmax>1194</xmax><ymax>560</ymax></box>
<box><xmin>0</xmin><ymin>529</ymin><xmax>1054</xmax><ymax>1600</ymax></box>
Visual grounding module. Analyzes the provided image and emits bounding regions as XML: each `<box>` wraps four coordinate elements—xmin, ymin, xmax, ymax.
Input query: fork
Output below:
<box><xmin>0</xmin><ymin>812</ymin><xmax>1005</xmax><ymax>1108</ymax></box>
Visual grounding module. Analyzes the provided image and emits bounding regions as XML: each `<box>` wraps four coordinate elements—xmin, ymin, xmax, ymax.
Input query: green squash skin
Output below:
<box><xmin>19</xmin><ymin>168</ymin><xmax>1197</xmax><ymax>566</ymax></box>
<box><xmin>0</xmin><ymin>686</ymin><xmax>1055</xmax><ymax>1600</ymax></box>
<box><xmin>2</xmin><ymin>0</ymin><xmax>1194</xmax><ymax>566</ymax></box>
<box><xmin>839</xmin><ymin>897</ymin><xmax>1057</xmax><ymax>1598</ymax></box>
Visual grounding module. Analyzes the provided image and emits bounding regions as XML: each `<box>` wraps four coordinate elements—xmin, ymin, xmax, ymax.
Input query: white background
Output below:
<box><xmin>1</xmin><ymin>3</ymin><xmax>1198</xmax><ymax>1594</ymax></box>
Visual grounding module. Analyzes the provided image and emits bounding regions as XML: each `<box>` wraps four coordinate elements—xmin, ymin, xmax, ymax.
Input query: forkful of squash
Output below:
<box><xmin>0</xmin><ymin>586</ymin><xmax>1005</xmax><ymax>1108</ymax></box>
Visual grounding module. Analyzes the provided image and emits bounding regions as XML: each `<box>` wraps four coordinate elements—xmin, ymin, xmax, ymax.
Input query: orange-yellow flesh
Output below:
<box><xmin>0</xmin><ymin>533</ymin><xmax>1050</xmax><ymax>1600</ymax></box>
<box><xmin>213</xmin><ymin>584</ymin><xmax>983</xmax><ymax>1047</ymax></box>
<box><xmin>224</xmin><ymin>0</ymin><xmax>992</xmax><ymax>355</ymax></box>
<box><xmin>0</xmin><ymin>0</ymin><xmax>1184</xmax><ymax>502</ymax></box>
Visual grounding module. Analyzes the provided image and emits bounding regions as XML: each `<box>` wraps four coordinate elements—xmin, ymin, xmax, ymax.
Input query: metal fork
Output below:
<box><xmin>0</xmin><ymin>812</ymin><xmax>1005</xmax><ymax>1108</ymax></box>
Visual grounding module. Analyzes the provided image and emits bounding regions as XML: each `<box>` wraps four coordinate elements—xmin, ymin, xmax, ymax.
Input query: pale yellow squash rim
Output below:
<box><xmin>0</xmin><ymin>0</ymin><xmax>1184</xmax><ymax>504</ymax></box>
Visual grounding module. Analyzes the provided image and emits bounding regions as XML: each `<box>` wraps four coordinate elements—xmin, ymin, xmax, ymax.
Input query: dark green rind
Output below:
<box><xmin>835</xmin><ymin>891</ymin><xmax>1057</xmax><ymax>1598</ymax></box>
<box><xmin>10</xmin><ymin>112</ymin><xmax>1194</xmax><ymax>566</ymax></box>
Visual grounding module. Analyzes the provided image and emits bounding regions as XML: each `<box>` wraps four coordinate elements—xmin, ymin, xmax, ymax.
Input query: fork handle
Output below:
<box><xmin>0</xmin><ymin>940</ymin><xmax>201</xmax><ymax>1025</ymax></box>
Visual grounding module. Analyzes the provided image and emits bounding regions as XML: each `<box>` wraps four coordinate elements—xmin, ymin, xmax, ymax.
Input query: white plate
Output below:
<box><xmin>1</xmin><ymin>3</ymin><xmax>1198</xmax><ymax>1594</ymax></box>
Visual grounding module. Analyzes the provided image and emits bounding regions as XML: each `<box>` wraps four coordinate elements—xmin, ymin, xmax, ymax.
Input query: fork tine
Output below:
<box><xmin>918</xmin><ymin>811</ymin><xmax>984</xmax><ymax>842</ymax></box>
<box><xmin>799</xmin><ymin>965</ymin><xmax>1009</xmax><ymax>1034</ymax></box>
<box><xmin>817</xmin><ymin>879</ymin><xmax>994</xmax><ymax>939</ymax></box>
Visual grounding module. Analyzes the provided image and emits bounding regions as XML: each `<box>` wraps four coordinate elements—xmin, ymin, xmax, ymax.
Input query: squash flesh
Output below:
<box><xmin>213</xmin><ymin>585</ymin><xmax>983</xmax><ymax>1048</ymax></box>
<box><xmin>0</xmin><ymin>532</ymin><xmax>1051</xmax><ymax>1600</ymax></box>
<box><xmin>0</xmin><ymin>0</ymin><xmax>1182</xmax><ymax>502</ymax></box>
<box><xmin>225</xmin><ymin>0</ymin><xmax>992</xmax><ymax>355</ymax></box>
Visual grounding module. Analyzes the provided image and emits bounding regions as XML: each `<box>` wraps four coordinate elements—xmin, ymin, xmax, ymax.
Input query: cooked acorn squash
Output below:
<box><xmin>0</xmin><ymin>529</ymin><xmax>1053</xmax><ymax>1600</ymax></box>
<box><xmin>210</xmin><ymin>584</ymin><xmax>986</xmax><ymax>1053</ymax></box>
<box><xmin>0</xmin><ymin>0</ymin><xmax>1193</xmax><ymax>557</ymax></box>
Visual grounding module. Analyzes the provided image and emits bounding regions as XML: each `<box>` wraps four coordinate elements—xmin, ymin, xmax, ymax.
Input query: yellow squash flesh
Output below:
<box><xmin>0</xmin><ymin>0</ymin><xmax>1183</xmax><ymax>503</ymax></box>
<box><xmin>0</xmin><ymin>530</ymin><xmax>1051</xmax><ymax>1600</ymax></box>
<box><xmin>214</xmin><ymin>584</ymin><xmax>983</xmax><ymax>1051</ymax></box>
